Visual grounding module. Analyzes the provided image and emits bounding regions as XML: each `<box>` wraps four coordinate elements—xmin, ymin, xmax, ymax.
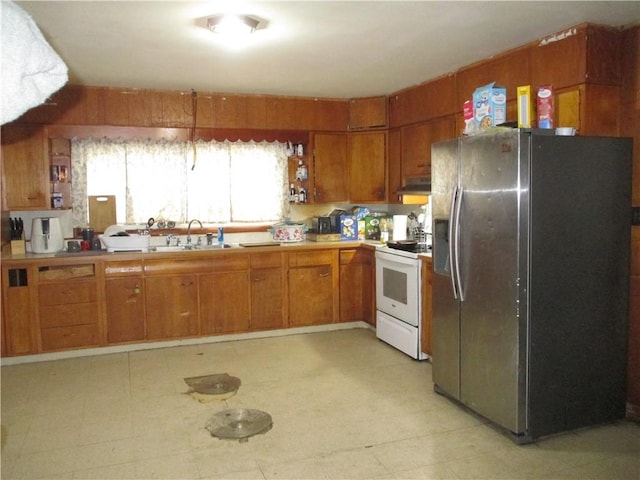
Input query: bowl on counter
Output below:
<box><xmin>269</xmin><ymin>221</ymin><xmax>306</xmax><ymax>243</ymax></box>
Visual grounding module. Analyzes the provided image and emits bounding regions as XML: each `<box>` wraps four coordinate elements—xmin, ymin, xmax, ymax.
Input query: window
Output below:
<box><xmin>71</xmin><ymin>138</ymin><xmax>288</xmax><ymax>226</ymax></box>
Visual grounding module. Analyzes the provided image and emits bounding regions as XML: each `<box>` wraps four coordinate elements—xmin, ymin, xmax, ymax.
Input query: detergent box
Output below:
<box><xmin>473</xmin><ymin>82</ymin><xmax>507</xmax><ymax>129</ymax></box>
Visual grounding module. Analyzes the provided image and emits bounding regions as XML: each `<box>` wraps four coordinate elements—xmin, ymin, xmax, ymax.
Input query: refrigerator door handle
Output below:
<box><xmin>453</xmin><ymin>185</ymin><xmax>465</xmax><ymax>301</ymax></box>
<box><xmin>448</xmin><ymin>185</ymin><xmax>459</xmax><ymax>299</ymax></box>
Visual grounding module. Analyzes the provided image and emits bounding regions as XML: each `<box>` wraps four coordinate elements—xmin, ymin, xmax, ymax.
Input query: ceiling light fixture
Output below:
<box><xmin>206</xmin><ymin>14</ymin><xmax>261</xmax><ymax>36</ymax></box>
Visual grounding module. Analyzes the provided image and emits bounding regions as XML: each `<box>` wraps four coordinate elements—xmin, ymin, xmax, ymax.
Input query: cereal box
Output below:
<box><xmin>473</xmin><ymin>82</ymin><xmax>507</xmax><ymax>129</ymax></box>
<box><xmin>340</xmin><ymin>215</ymin><xmax>358</xmax><ymax>240</ymax></box>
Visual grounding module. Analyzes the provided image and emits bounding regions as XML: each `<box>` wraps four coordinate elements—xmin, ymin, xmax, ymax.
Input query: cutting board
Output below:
<box><xmin>239</xmin><ymin>242</ymin><xmax>281</xmax><ymax>247</ymax></box>
<box><xmin>88</xmin><ymin>195</ymin><xmax>117</xmax><ymax>232</ymax></box>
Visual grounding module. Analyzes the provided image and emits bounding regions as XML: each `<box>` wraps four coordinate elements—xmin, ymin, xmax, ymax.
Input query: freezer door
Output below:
<box><xmin>431</xmin><ymin>138</ymin><xmax>461</xmax><ymax>399</ymax></box>
<box><xmin>457</xmin><ymin>131</ymin><xmax>528</xmax><ymax>434</ymax></box>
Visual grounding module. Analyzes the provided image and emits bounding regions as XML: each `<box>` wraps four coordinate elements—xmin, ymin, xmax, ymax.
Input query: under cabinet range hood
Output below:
<box><xmin>397</xmin><ymin>177</ymin><xmax>431</xmax><ymax>195</ymax></box>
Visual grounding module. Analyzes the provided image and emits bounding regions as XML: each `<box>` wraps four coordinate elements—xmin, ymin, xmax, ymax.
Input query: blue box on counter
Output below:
<box><xmin>340</xmin><ymin>215</ymin><xmax>358</xmax><ymax>240</ymax></box>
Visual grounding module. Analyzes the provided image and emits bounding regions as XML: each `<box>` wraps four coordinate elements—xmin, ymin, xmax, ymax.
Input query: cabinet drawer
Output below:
<box><xmin>144</xmin><ymin>257</ymin><xmax>212</xmax><ymax>275</ymax></box>
<box><xmin>105</xmin><ymin>260</ymin><xmax>143</xmax><ymax>276</ymax></box>
<box><xmin>41</xmin><ymin>324</ymin><xmax>99</xmax><ymax>351</ymax></box>
<box><xmin>250</xmin><ymin>252</ymin><xmax>282</xmax><ymax>269</ymax></box>
<box><xmin>288</xmin><ymin>250</ymin><xmax>334</xmax><ymax>267</ymax></box>
<box><xmin>39</xmin><ymin>303</ymin><xmax>98</xmax><ymax>328</ymax></box>
<box><xmin>339</xmin><ymin>249</ymin><xmax>371</xmax><ymax>265</ymax></box>
<box><xmin>39</xmin><ymin>282</ymin><xmax>97</xmax><ymax>306</ymax></box>
<box><xmin>211</xmin><ymin>253</ymin><xmax>250</xmax><ymax>272</ymax></box>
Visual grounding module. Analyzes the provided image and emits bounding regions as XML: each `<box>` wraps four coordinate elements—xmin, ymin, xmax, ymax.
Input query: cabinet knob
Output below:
<box><xmin>133</xmin><ymin>285</ymin><xmax>141</xmax><ymax>295</ymax></box>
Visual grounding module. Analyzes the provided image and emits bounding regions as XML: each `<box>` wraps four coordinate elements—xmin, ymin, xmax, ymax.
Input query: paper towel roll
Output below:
<box><xmin>392</xmin><ymin>215</ymin><xmax>407</xmax><ymax>241</ymax></box>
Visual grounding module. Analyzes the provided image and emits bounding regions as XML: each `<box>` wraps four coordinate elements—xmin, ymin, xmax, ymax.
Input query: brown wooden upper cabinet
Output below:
<box><xmin>401</xmin><ymin>116</ymin><xmax>456</xmax><ymax>179</ymax></box>
<box><xmin>348</xmin><ymin>131</ymin><xmax>386</xmax><ymax>203</ymax></box>
<box><xmin>1</xmin><ymin>124</ymin><xmax>49</xmax><ymax>210</ymax></box>
<box><xmin>348</xmin><ymin>96</ymin><xmax>387</xmax><ymax>130</ymax></box>
<box><xmin>531</xmin><ymin>25</ymin><xmax>622</xmax><ymax>90</ymax></box>
<box><xmin>312</xmin><ymin>133</ymin><xmax>349</xmax><ymax>203</ymax></box>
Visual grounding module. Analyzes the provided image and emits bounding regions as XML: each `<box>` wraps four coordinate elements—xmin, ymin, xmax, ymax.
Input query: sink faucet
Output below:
<box><xmin>186</xmin><ymin>219</ymin><xmax>203</xmax><ymax>245</ymax></box>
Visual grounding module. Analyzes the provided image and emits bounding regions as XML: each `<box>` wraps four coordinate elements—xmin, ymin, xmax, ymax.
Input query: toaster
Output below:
<box><xmin>312</xmin><ymin>216</ymin><xmax>331</xmax><ymax>234</ymax></box>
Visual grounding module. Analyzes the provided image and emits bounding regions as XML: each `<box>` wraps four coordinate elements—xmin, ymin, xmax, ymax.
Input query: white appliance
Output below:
<box><xmin>30</xmin><ymin>217</ymin><xmax>64</xmax><ymax>253</ymax></box>
<box><xmin>375</xmin><ymin>246</ymin><xmax>427</xmax><ymax>360</ymax></box>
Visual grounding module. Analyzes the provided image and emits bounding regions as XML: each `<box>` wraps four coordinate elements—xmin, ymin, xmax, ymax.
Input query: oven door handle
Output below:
<box><xmin>453</xmin><ymin>185</ymin><xmax>464</xmax><ymax>302</ymax></box>
<box><xmin>448</xmin><ymin>185</ymin><xmax>459</xmax><ymax>300</ymax></box>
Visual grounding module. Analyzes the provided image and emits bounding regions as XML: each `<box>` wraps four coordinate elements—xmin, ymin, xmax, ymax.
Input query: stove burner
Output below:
<box><xmin>386</xmin><ymin>241</ymin><xmax>431</xmax><ymax>254</ymax></box>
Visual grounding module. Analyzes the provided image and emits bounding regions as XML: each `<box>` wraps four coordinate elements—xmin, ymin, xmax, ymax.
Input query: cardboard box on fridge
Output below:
<box><xmin>517</xmin><ymin>85</ymin><xmax>534</xmax><ymax>128</ymax></box>
<box><xmin>339</xmin><ymin>215</ymin><xmax>358</xmax><ymax>240</ymax></box>
<box><xmin>536</xmin><ymin>85</ymin><xmax>554</xmax><ymax>129</ymax></box>
<box><xmin>473</xmin><ymin>82</ymin><xmax>507</xmax><ymax>129</ymax></box>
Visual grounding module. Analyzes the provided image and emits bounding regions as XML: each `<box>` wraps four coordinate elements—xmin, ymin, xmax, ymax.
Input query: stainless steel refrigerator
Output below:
<box><xmin>431</xmin><ymin>129</ymin><xmax>632</xmax><ymax>443</ymax></box>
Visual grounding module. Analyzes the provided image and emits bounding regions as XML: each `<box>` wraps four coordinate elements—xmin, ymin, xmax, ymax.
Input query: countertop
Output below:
<box><xmin>1</xmin><ymin>239</ymin><xmax>382</xmax><ymax>266</ymax></box>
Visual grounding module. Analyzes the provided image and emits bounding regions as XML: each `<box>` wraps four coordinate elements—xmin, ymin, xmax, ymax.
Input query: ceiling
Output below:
<box><xmin>15</xmin><ymin>1</ymin><xmax>640</xmax><ymax>99</ymax></box>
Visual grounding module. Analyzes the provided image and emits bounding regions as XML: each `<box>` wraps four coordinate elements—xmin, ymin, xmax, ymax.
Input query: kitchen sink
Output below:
<box><xmin>149</xmin><ymin>244</ymin><xmax>232</xmax><ymax>252</ymax></box>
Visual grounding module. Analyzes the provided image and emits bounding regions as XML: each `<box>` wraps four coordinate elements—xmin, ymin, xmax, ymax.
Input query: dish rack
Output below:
<box><xmin>100</xmin><ymin>234</ymin><xmax>150</xmax><ymax>252</ymax></box>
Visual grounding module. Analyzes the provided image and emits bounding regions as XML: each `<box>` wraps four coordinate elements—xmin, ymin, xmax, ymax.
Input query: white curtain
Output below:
<box><xmin>71</xmin><ymin>137</ymin><xmax>287</xmax><ymax>226</ymax></box>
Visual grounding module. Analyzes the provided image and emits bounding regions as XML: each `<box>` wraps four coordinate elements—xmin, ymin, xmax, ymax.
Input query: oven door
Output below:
<box><xmin>375</xmin><ymin>250</ymin><xmax>421</xmax><ymax>326</ymax></box>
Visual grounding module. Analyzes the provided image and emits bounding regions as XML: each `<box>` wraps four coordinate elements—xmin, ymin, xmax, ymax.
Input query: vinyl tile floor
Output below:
<box><xmin>1</xmin><ymin>328</ymin><xmax>638</xmax><ymax>479</ymax></box>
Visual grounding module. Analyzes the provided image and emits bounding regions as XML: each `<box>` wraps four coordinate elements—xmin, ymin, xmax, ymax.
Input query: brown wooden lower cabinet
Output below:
<box><xmin>105</xmin><ymin>276</ymin><xmax>145</xmax><ymax>343</ymax></box>
<box><xmin>37</xmin><ymin>268</ymin><xmax>99</xmax><ymax>352</ymax></box>
<box><xmin>289</xmin><ymin>264</ymin><xmax>334</xmax><ymax>326</ymax></box>
<box><xmin>339</xmin><ymin>248</ymin><xmax>374</xmax><ymax>324</ymax></box>
<box><xmin>2</xmin><ymin>266</ymin><xmax>36</xmax><ymax>355</ymax></box>
<box><xmin>0</xmin><ymin>247</ymin><xmax>368</xmax><ymax>356</ymax></box>
<box><xmin>288</xmin><ymin>250</ymin><xmax>338</xmax><ymax>327</ymax></box>
<box><xmin>250</xmin><ymin>267</ymin><xmax>285</xmax><ymax>331</ymax></box>
<box><xmin>145</xmin><ymin>275</ymin><xmax>199</xmax><ymax>339</ymax></box>
<box><xmin>200</xmin><ymin>271</ymin><xmax>251</xmax><ymax>334</ymax></box>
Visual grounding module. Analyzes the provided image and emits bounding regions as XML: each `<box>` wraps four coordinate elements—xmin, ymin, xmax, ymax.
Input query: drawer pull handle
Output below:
<box><xmin>319</xmin><ymin>272</ymin><xmax>330</xmax><ymax>278</ymax></box>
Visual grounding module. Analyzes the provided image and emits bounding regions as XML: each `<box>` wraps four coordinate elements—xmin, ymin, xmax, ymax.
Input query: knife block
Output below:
<box><xmin>10</xmin><ymin>239</ymin><xmax>25</xmax><ymax>255</ymax></box>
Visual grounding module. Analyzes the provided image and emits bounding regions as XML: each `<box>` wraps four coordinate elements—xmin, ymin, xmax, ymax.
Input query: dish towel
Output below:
<box><xmin>0</xmin><ymin>0</ymin><xmax>68</xmax><ymax>125</ymax></box>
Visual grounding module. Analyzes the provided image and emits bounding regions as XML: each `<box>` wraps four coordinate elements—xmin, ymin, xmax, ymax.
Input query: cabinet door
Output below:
<box><xmin>289</xmin><ymin>265</ymin><xmax>334</xmax><ymax>326</ymax></box>
<box><xmin>105</xmin><ymin>277</ymin><xmax>145</xmax><ymax>343</ymax></box>
<box><xmin>387</xmin><ymin>129</ymin><xmax>402</xmax><ymax>204</ymax></box>
<box><xmin>313</xmin><ymin>133</ymin><xmax>348</xmax><ymax>203</ymax></box>
<box><xmin>421</xmin><ymin>258</ymin><xmax>433</xmax><ymax>356</ymax></box>
<box><xmin>1</xmin><ymin>124</ymin><xmax>49</xmax><ymax>209</ymax></box>
<box><xmin>348</xmin><ymin>132</ymin><xmax>386</xmax><ymax>203</ymax></box>
<box><xmin>200</xmin><ymin>271</ymin><xmax>251</xmax><ymax>334</ymax></box>
<box><xmin>145</xmin><ymin>275</ymin><xmax>198</xmax><ymax>339</ymax></box>
<box><xmin>2</xmin><ymin>267</ymin><xmax>36</xmax><ymax>355</ymax></box>
<box><xmin>339</xmin><ymin>249</ymin><xmax>374</xmax><ymax>324</ymax></box>
<box><xmin>349</xmin><ymin>96</ymin><xmax>387</xmax><ymax>130</ymax></box>
<box><xmin>402</xmin><ymin>117</ymin><xmax>456</xmax><ymax>179</ymax></box>
<box><xmin>250</xmin><ymin>268</ymin><xmax>284</xmax><ymax>330</ymax></box>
